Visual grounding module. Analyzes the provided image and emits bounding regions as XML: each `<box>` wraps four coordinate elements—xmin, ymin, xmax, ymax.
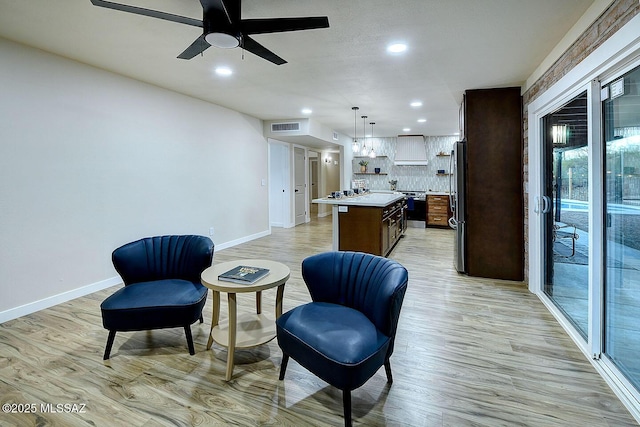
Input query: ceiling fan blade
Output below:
<box><xmin>221</xmin><ymin>0</ymin><xmax>241</xmax><ymax>23</ymax></box>
<box><xmin>200</xmin><ymin>0</ymin><xmax>231</xmax><ymax>24</ymax></box>
<box><xmin>242</xmin><ymin>36</ymin><xmax>286</xmax><ymax>65</ymax></box>
<box><xmin>201</xmin><ymin>0</ymin><xmax>240</xmax><ymax>24</ymax></box>
<box><xmin>90</xmin><ymin>0</ymin><xmax>202</xmax><ymax>27</ymax></box>
<box><xmin>241</xmin><ymin>17</ymin><xmax>329</xmax><ymax>35</ymax></box>
<box><xmin>177</xmin><ymin>35</ymin><xmax>211</xmax><ymax>59</ymax></box>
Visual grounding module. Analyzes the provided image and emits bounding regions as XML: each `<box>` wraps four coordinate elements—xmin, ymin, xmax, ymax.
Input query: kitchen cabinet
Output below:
<box><xmin>338</xmin><ymin>199</ymin><xmax>406</xmax><ymax>257</ymax></box>
<box><xmin>463</xmin><ymin>87</ymin><xmax>523</xmax><ymax>281</ymax></box>
<box><xmin>426</xmin><ymin>195</ymin><xmax>451</xmax><ymax>227</ymax></box>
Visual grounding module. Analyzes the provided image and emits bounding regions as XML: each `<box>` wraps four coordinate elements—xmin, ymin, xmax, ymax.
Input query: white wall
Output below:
<box><xmin>0</xmin><ymin>38</ymin><xmax>269</xmax><ymax>320</ymax></box>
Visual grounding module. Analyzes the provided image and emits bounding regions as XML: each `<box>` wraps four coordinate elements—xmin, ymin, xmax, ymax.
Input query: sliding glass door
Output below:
<box><xmin>603</xmin><ymin>64</ymin><xmax>640</xmax><ymax>390</ymax></box>
<box><xmin>542</xmin><ymin>91</ymin><xmax>589</xmax><ymax>338</ymax></box>
<box><xmin>530</xmin><ymin>22</ymin><xmax>640</xmax><ymax>413</ymax></box>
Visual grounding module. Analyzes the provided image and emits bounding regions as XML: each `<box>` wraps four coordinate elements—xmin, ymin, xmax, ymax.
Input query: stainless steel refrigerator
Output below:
<box><xmin>448</xmin><ymin>140</ymin><xmax>466</xmax><ymax>273</ymax></box>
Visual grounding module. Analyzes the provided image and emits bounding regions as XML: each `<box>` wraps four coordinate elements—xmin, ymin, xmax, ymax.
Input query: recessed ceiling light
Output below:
<box><xmin>410</xmin><ymin>101</ymin><xmax>422</xmax><ymax>108</ymax></box>
<box><xmin>387</xmin><ymin>43</ymin><xmax>407</xmax><ymax>53</ymax></box>
<box><xmin>417</xmin><ymin>118</ymin><xmax>427</xmax><ymax>123</ymax></box>
<box><xmin>215</xmin><ymin>66</ymin><xmax>233</xmax><ymax>76</ymax></box>
<box><xmin>403</xmin><ymin>128</ymin><xmax>411</xmax><ymax>132</ymax></box>
<box><xmin>301</xmin><ymin>108</ymin><xmax>313</xmax><ymax>115</ymax></box>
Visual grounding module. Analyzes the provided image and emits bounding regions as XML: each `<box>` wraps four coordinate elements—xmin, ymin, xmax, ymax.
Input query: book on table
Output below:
<box><xmin>218</xmin><ymin>265</ymin><xmax>270</xmax><ymax>284</ymax></box>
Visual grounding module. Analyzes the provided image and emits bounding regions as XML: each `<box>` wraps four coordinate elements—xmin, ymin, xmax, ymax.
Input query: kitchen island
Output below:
<box><xmin>313</xmin><ymin>192</ymin><xmax>407</xmax><ymax>257</ymax></box>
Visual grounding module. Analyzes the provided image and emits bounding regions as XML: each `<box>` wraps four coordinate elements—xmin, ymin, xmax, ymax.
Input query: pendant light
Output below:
<box><xmin>361</xmin><ymin>115</ymin><xmax>368</xmax><ymax>154</ymax></box>
<box><xmin>351</xmin><ymin>107</ymin><xmax>360</xmax><ymax>153</ymax></box>
<box><xmin>369</xmin><ymin>122</ymin><xmax>377</xmax><ymax>158</ymax></box>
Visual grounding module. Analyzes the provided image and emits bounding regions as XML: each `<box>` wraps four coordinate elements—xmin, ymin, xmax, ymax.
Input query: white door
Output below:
<box><xmin>268</xmin><ymin>142</ymin><xmax>289</xmax><ymax>227</ymax></box>
<box><xmin>294</xmin><ymin>147</ymin><xmax>306</xmax><ymax>225</ymax></box>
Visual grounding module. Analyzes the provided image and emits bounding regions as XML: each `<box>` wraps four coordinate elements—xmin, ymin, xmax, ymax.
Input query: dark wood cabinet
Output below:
<box><xmin>338</xmin><ymin>200</ymin><xmax>406</xmax><ymax>257</ymax></box>
<box><xmin>464</xmin><ymin>87</ymin><xmax>524</xmax><ymax>281</ymax></box>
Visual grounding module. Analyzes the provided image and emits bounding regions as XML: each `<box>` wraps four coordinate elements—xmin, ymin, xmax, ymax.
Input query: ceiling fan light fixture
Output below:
<box><xmin>90</xmin><ymin>0</ymin><xmax>329</xmax><ymax>64</ymax></box>
<box><xmin>205</xmin><ymin>32</ymin><xmax>240</xmax><ymax>49</ymax></box>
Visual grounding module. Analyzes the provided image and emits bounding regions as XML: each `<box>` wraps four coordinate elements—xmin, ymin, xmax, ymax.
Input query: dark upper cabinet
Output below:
<box><xmin>464</xmin><ymin>87</ymin><xmax>524</xmax><ymax>281</ymax></box>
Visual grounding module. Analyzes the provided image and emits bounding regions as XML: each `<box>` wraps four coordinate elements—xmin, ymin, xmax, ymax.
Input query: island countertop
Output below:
<box><xmin>312</xmin><ymin>192</ymin><xmax>405</xmax><ymax>207</ymax></box>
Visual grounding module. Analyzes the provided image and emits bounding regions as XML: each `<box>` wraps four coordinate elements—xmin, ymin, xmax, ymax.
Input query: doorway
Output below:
<box><xmin>309</xmin><ymin>154</ymin><xmax>318</xmax><ymax>217</ymax></box>
<box><xmin>541</xmin><ymin>91</ymin><xmax>589</xmax><ymax>338</ymax></box>
<box><xmin>533</xmin><ymin>61</ymin><xmax>640</xmax><ymax>410</ymax></box>
<box><xmin>294</xmin><ymin>147</ymin><xmax>306</xmax><ymax>226</ymax></box>
<box><xmin>268</xmin><ymin>142</ymin><xmax>289</xmax><ymax>228</ymax></box>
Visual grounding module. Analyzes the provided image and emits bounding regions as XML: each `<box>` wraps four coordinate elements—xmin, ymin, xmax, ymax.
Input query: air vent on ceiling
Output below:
<box><xmin>271</xmin><ymin>122</ymin><xmax>301</xmax><ymax>132</ymax></box>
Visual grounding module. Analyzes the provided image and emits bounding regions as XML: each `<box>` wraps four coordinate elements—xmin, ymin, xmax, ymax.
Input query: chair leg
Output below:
<box><xmin>184</xmin><ymin>325</ymin><xmax>195</xmax><ymax>355</ymax></box>
<box><xmin>343</xmin><ymin>389</ymin><xmax>352</xmax><ymax>427</ymax></box>
<box><xmin>103</xmin><ymin>330</ymin><xmax>116</xmax><ymax>360</ymax></box>
<box><xmin>279</xmin><ymin>353</ymin><xmax>289</xmax><ymax>380</ymax></box>
<box><xmin>384</xmin><ymin>359</ymin><xmax>393</xmax><ymax>384</ymax></box>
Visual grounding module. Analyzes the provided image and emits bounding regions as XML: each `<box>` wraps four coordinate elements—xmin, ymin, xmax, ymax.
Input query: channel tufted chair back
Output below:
<box><xmin>276</xmin><ymin>251</ymin><xmax>408</xmax><ymax>427</ymax></box>
<box><xmin>303</xmin><ymin>251</ymin><xmax>407</xmax><ymax>343</ymax></box>
<box><xmin>112</xmin><ymin>235</ymin><xmax>213</xmax><ymax>285</ymax></box>
<box><xmin>101</xmin><ymin>235</ymin><xmax>214</xmax><ymax>360</ymax></box>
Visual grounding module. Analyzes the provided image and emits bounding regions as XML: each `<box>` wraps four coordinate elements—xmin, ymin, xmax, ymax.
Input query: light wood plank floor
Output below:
<box><xmin>1</xmin><ymin>216</ymin><xmax>637</xmax><ymax>426</ymax></box>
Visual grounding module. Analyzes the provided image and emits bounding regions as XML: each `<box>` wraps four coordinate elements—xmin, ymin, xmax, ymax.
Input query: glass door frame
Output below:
<box><xmin>539</xmin><ymin>86</ymin><xmax>600</xmax><ymax>342</ymax></box>
<box><xmin>529</xmin><ymin>80</ymin><xmax>602</xmax><ymax>357</ymax></box>
<box><xmin>527</xmin><ymin>16</ymin><xmax>640</xmax><ymax>419</ymax></box>
<box><xmin>597</xmin><ymin>57</ymin><xmax>640</xmax><ymax>404</ymax></box>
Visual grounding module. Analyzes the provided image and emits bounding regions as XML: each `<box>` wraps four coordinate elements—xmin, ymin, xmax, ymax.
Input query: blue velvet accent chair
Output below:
<box><xmin>100</xmin><ymin>235</ymin><xmax>214</xmax><ymax>360</ymax></box>
<box><xmin>276</xmin><ymin>251</ymin><xmax>408</xmax><ymax>426</ymax></box>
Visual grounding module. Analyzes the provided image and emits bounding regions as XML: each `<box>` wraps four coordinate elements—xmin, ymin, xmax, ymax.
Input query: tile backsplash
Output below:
<box><xmin>353</xmin><ymin>136</ymin><xmax>458</xmax><ymax>192</ymax></box>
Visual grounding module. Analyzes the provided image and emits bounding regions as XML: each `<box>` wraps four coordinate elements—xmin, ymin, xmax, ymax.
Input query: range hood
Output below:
<box><xmin>394</xmin><ymin>135</ymin><xmax>428</xmax><ymax>165</ymax></box>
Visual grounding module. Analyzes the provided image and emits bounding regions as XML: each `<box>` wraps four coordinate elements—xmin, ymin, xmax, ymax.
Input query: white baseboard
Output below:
<box><xmin>214</xmin><ymin>229</ymin><xmax>271</xmax><ymax>251</ymax></box>
<box><xmin>0</xmin><ymin>276</ymin><xmax>121</xmax><ymax>324</ymax></box>
<box><xmin>0</xmin><ymin>229</ymin><xmax>273</xmax><ymax>324</ymax></box>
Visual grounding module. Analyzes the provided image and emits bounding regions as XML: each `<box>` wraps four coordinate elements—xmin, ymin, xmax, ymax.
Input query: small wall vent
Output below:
<box><xmin>271</xmin><ymin>122</ymin><xmax>301</xmax><ymax>132</ymax></box>
<box><xmin>333</xmin><ymin>131</ymin><xmax>339</xmax><ymax>141</ymax></box>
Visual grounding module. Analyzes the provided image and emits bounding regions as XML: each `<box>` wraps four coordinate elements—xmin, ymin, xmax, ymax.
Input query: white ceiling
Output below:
<box><xmin>0</xmin><ymin>0</ymin><xmax>596</xmax><ymax>149</ymax></box>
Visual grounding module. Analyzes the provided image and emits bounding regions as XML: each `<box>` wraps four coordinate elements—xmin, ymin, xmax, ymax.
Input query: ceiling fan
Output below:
<box><xmin>89</xmin><ymin>0</ymin><xmax>330</xmax><ymax>65</ymax></box>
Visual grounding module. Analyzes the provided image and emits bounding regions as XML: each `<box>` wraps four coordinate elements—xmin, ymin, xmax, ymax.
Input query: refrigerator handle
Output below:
<box><xmin>448</xmin><ymin>150</ymin><xmax>455</xmax><ymax>210</ymax></box>
<box><xmin>448</xmin><ymin>217</ymin><xmax>457</xmax><ymax>230</ymax></box>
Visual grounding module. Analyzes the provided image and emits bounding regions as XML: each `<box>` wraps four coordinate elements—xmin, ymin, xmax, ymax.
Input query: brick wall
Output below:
<box><xmin>521</xmin><ymin>0</ymin><xmax>640</xmax><ymax>282</ymax></box>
